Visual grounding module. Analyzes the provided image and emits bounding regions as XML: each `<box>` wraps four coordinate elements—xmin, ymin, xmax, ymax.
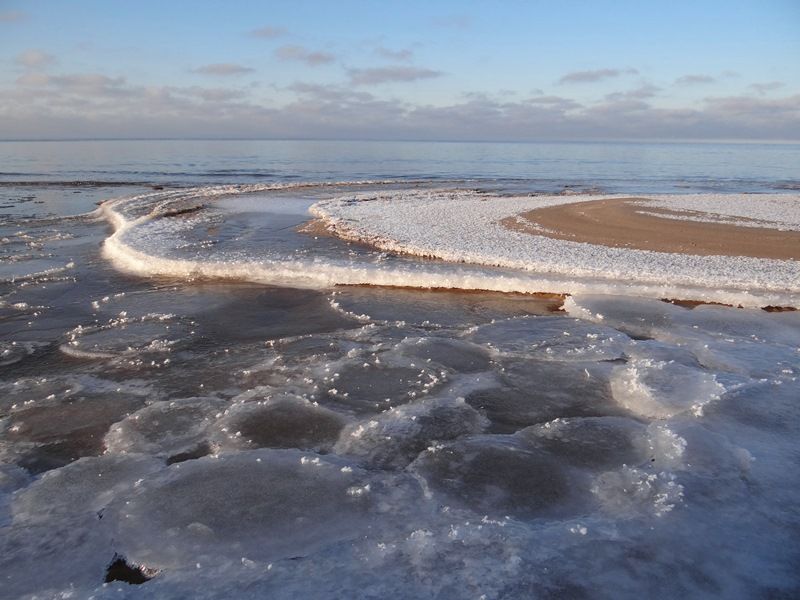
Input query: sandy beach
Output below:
<box><xmin>501</xmin><ymin>197</ymin><xmax>800</xmax><ymax>260</ymax></box>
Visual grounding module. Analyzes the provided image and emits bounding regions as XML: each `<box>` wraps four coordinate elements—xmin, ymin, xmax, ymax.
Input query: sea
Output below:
<box><xmin>1</xmin><ymin>139</ymin><xmax>799</xmax><ymax>599</ymax></box>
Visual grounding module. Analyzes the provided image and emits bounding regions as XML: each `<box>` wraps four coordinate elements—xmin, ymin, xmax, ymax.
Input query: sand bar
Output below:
<box><xmin>502</xmin><ymin>197</ymin><xmax>800</xmax><ymax>260</ymax></box>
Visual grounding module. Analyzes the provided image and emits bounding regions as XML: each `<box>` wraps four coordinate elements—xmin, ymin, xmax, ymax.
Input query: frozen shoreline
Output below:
<box><xmin>96</xmin><ymin>185</ymin><xmax>800</xmax><ymax>308</ymax></box>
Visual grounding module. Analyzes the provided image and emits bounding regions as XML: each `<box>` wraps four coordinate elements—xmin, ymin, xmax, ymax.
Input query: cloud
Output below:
<box><xmin>15</xmin><ymin>72</ymin><xmax>50</xmax><ymax>87</ymax></box>
<box><xmin>0</xmin><ymin>11</ymin><xmax>25</xmax><ymax>23</ymax></box>
<box><xmin>193</xmin><ymin>63</ymin><xmax>254</xmax><ymax>76</ymax></box>
<box><xmin>288</xmin><ymin>82</ymin><xmax>375</xmax><ymax>103</ymax></box>
<box><xmin>1</xmin><ymin>70</ymin><xmax>799</xmax><ymax>141</ymax></box>
<box><xmin>179</xmin><ymin>87</ymin><xmax>247</xmax><ymax>102</ymax></box>
<box><xmin>605</xmin><ymin>84</ymin><xmax>661</xmax><ymax>102</ymax></box>
<box><xmin>675</xmin><ymin>74</ymin><xmax>715</xmax><ymax>85</ymax></box>
<box><xmin>375</xmin><ymin>47</ymin><xmax>413</xmax><ymax>61</ymax></box>
<box><xmin>525</xmin><ymin>95</ymin><xmax>581</xmax><ymax>111</ymax></box>
<box><xmin>559</xmin><ymin>68</ymin><xmax>638</xmax><ymax>84</ymax></box>
<box><xmin>275</xmin><ymin>45</ymin><xmax>335</xmax><ymax>66</ymax></box>
<box><xmin>749</xmin><ymin>81</ymin><xmax>784</xmax><ymax>95</ymax></box>
<box><xmin>15</xmin><ymin>50</ymin><xmax>56</xmax><ymax>69</ymax></box>
<box><xmin>348</xmin><ymin>66</ymin><xmax>442</xmax><ymax>85</ymax></box>
<box><xmin>250</xmin><ymin>25</ymin><xmax>286</xmax><ymax>39</ymax></box>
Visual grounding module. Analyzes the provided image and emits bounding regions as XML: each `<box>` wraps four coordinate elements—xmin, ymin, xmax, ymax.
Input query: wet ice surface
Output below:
<box><xmin>0</xmin><ymin>183</ymin><xmax>799</xmax><ymax>599</ymax></box>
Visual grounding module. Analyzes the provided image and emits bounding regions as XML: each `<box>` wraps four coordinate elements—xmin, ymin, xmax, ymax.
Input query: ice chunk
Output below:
<box><xmin>4</xmin><ymin>438</ymin><xmax>158</xmax><ymax>599</ymax></box>
<box><xmin>213</xmin><ymin>393</ymin><xmax>347</xmax><ymax>452</ymax></box>
<box><xmin>2</xmin><ymin>379</ymin><xmax>147</xmax><ymax>473</ymax></box>
<box><xmin>12</xmin><ymin>454</ymin><xmax>163</xmax><ymax>523</ymax></box>
<box><xmin>60</xmin><ymin>314</ymin><xmax>197</xmax><ymax>360</ymax></box>
<box><xmin>519</xmin><ymin>416</ymin><xmax>647</xmax><ymax>469</ymax></box>
<box><xmin>321</xmin><ymin>361</ymin><xmax>446</xmax><ymax>413</ymax></box>
<box><xmin>410</xmin><ymin>435</ymin><xmax>581</xmax><ymax>518</ymax></box>
<box><xmin>334</xmin><ymin>395</ymin><xmax>487</xmax><ymax>469</ymax></box>
<box><xmin>610</xmin><ymin>359</ymin><xmax>725</xmax><ymax>419</ymax></box>
<box><xmin>564</xmin><ymin>294</ymin><xmax>688</xmax><ymax>340</ymax></box>
<box><xmin>397</xmin><ymin>336</ymin><xmax>492</xmax><ymax>373</ymax></box>
<box><xmin>466</xmin><ymin>360</ymin><xmax>622</xmax><ymax>432</ymax></box>
<box><xmin>469</xmin><ymin>315</ymin><xmax>630</xmax><ymax>361</ymax></box>
<box><xmin>109</xmin><ymin>449</ymin><xmax>374</xmax><ymax>567</ymax></box>
<box><xmin>592</xmin><ymin>466</ymin><xmax>684</xmax><ymax>517</ymax></box>
<box><xmin>105</xmin><ymin>397</ymin><xmax>228</xmax><ymax>460</ymax></box>
<box><xmin>704</xmin><ymin>379</ymin><xmax>800</xmax><ymax>434</ymax></box>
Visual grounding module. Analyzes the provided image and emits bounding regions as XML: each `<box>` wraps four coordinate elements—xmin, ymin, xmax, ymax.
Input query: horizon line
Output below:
<box><xmin>1</xmin><ymin>136</ymin><xmax>799</xmax><ymax>145</ymax></box>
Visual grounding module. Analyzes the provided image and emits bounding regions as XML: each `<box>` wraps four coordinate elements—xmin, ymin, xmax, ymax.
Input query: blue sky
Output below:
<box><xmin>1</xmin><ymin>0</ymin><xmax>798</xmax><ymax>140</ymax></box>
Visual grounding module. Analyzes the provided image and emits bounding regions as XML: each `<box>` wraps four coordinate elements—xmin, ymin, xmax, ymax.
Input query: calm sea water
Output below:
<box><xmin>1</xmin><ymin>139</ymin><xmax>799</xmax><ymax>193</ymax></box>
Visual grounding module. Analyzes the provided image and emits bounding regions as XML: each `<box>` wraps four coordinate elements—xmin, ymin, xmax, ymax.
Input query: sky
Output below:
<box><xmin>0</xmin><ymin>0</ymin><xmax>798</xmax><ymax>141</ymax></box>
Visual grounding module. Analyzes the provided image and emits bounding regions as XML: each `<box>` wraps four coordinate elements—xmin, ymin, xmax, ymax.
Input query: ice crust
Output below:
<box><xmin>312</xmin><ymin>190</ymin><xmax>800</xmax><ymax>307</ymax></box>
<box><xmin>98</xmin><ymin>185</ymin><xmax>800</xmax><ymax>307</ymax></box>
<box><xmin>3</xmin><ymin>295</ymin><xmax>799</xmax><ymax>598</ymax></box>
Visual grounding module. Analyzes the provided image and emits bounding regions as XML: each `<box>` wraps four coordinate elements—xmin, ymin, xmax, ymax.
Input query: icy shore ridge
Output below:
<box><xmin>97</xmin><ymin>186</ymin><xmax>800</xmax><ymax>307</ymax></box>
<box><xmin>311</xmin><ymin>190</ymin><xmax>800</xmax><ymax>306</ymax></box>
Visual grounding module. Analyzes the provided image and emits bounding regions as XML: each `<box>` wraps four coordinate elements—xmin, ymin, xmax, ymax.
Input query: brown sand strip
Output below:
<box><xmin>502</xmin><ymin>198</ymin><xmax>800</xmax><ymax>260</ymax></box>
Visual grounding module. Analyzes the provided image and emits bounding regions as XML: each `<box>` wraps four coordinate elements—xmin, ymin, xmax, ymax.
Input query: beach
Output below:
<box><xmin>502</xmin><ymin>197</ymin><xmax>800</xmax><ymax>260</ymax></box>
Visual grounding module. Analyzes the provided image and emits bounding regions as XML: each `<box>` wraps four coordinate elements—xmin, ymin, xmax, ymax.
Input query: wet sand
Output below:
<box><xmin>501</xmin><ymin>197</ymin><xmax>800</xmax><ymax>260</ymax></box>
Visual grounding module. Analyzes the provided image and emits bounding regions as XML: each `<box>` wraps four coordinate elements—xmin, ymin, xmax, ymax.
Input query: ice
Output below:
<box><xmin>312</xmin><ymin>190</ymin><xmax>800</xmax><ymax>307</ymax></box>
<box><xmin>2</xmin><ymin>454</ymin><xmax>163</xmax><ymax>598</ymax></box>
<box><xmin>101</xmin><ymin>186</ymin><xmax>800</xmax><ymax>306</ymax></box>
<box><xmin>61</xmin><ymin>314</ymin><xmax>197</xmax><ymax>361</ymax></box>
<box><xmin>567</xmin><ymin>294</ymin><xmax>800</xmax><ymax>378</ymax></box>
<box><xmin>468</xmin><ymin>315</ymin><xmax>631</xmax><ymax>361</ymax></box>
<box><xmin>0</xmin><ymin>340</ymin><xmax>46</xmax><ymax>366</ymax></box>
<box><xmin>396</xmin><ymin>336</ymin><xmax>493</xmax><ymax>372</ymax></box>
<box><xmin>591</xmin><ymin>466</ymin><xmax>684</xmax><ymax>517</ymax></box>
<box><xmin>519</xmin><ymin>416</ymin><xmax>647</xmax><ymax>469</ymax></box>
<box><xmin>1</xmin><ymin>376</ymin><xmax>149</xmax><ymax>473</ymax></box>
<box><xmin>109</xmin><ymin>449</ymin><xmax>375</xmax><ymax>568</ymax></box>
<box><xmin>705</xmin><ymin>379</ymin><xmax>800</xmax><ymax>434</ymax></box>
<box><xmin>564</xmin><ymin>294</ymin><xmax>689</xmax><ymax>339</ymax></box>
<box><xmin>213</xmin><ymin>392</ymin><xmax>346</xmax><ymax>452</ymax></box>
<box><xmin>327</xmin><ymin>287</ymin><xmax>557</xmax><ymax>328</ymax></box>
<box><xmin>0</xmin><ymin>465</ymin><xmax>29</xmax><ymax>525</ymax></box>
<box><xmin>2</xmin><ymin>182</ymin><xmax>800</xmax><ymax>598</ymax></box>
<box><xmin>466</xmin><ymin>360</ymin><xmax>622</xmax><ymax>432</ymax></box>
<box><xmin>105</xmin><ymin>397</ymin><xmax>228</xmax><ymax>460</ymax></box>
<box><xmin>609</xmin><ymin>358</ymin><xmax>725</xmax><ymax>419</ymax></box>
<box><xmin>320</xmin><ymin>361</ymin><xmax>447</xmax><ymax>414</ymax></box>
<box><xmin>410</xmin><ymin>435</ymin><xmax>585</xmax><ymax>518</ymax></box>
<box><xmin>12</xmin><ymin>453</ymin><xmax>162</xmax><ymax>523</ymax></box>
<box><xmin>334</xmin><ymin>395</ymin><xmax>487</xmax><ymax>469</ymax></box>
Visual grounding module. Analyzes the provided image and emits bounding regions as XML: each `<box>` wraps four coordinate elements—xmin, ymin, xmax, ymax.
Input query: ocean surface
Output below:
<box><xmin>1</xmin><ymin>139</ymin><xmax>799</xmax><ymax>599</ymax></box>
